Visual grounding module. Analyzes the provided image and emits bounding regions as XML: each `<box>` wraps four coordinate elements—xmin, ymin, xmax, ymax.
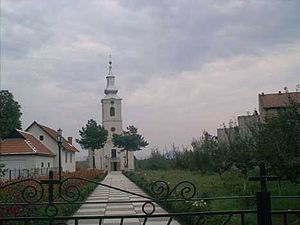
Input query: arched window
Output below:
<box><xmin>110</xmin><ymin>107</ymin><xmax>115</xmax><ymax>116</ymax></box>
<box><xmin>111</xmin><ymin>149</ymin><xmax>117</xmax><ymax>158</ymax></box>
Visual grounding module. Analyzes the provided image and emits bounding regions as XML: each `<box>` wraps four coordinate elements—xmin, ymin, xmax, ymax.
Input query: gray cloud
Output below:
<box><xmin>1</xmin><ymin>0</ymin><xmax>300</xmax><ymax>159</ymax></box>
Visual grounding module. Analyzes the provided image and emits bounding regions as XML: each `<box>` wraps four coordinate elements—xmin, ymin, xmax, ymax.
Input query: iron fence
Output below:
<box><xmin>0</xmin><ymin>163</ymin><xmax>299</xmax><ymax>225</ymax></box>
<box><xmin>0</xmin><ymin>167</ymin><xmax>59</xmax><ymax>181</ymax></box>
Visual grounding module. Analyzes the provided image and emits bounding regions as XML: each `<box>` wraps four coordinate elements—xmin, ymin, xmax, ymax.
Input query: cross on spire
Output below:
<box><xmin>108</xmin><ymin>54</ymin><xmax>113</xmax><ymax>75</ymax></box>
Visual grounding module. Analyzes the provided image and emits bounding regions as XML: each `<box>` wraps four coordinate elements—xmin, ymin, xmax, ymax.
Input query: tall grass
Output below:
<box><xmin>125</xmin><ymin>169</ymin><xmax>300</xmax><ymax>225</ymax></box>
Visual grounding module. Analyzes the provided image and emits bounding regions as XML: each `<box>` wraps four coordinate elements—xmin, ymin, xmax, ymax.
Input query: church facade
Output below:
<box><xmin>88</xmin><ymin>60</ymin><xmax>134</xmax><ymax>171</ymax></box>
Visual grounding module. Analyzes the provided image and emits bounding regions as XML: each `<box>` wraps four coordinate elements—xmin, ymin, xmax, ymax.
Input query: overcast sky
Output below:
<box><xmin>1</xmin><ymin>0</ymin><xmax>300</xmax><ymax>159</ymax></box>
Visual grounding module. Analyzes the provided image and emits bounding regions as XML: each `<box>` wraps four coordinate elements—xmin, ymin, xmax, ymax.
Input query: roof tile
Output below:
<box><xmin>37</xmin><ymin>124</ymin><xmax>79</xmax><ymax>153</ymax></box>
<box><xmin>0</xmin><ymin>130</ymin><xmax>55</xmax><ymax>156</ymax></box>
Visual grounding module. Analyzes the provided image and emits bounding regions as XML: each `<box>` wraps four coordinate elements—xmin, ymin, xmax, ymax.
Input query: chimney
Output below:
<box><xmin>67</xmin><ymin>137</ymin><xmax>73</xmax><ymax>145</ymax></box>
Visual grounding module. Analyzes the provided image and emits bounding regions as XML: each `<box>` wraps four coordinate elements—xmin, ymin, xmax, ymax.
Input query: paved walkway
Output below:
<box><xmin>69</xmin><ymin>172</ymin><xmax>180</xmax><ymax>225</ymax></box>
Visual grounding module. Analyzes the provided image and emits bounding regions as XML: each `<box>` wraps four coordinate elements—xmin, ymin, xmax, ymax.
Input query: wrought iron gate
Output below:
<box><xmin>0</xmin><ymin>163</ymin><xmax>299</xmax><ymax>225</ymax></box>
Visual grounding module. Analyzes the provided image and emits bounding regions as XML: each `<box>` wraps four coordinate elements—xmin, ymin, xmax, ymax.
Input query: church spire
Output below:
<box><xmin>104</xmin><ymin>55</ymin><xmax>119</xmax><ymax>99</ymax></box>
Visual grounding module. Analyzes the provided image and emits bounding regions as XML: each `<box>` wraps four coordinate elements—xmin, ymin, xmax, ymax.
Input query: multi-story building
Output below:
<box><xmin>259</xmin><ymin>91</ymin><xmax>300</xmax><ymax>120</ymax></box>
<box><xmin>217</xmin><ymin>91</ymin><xmax>300</xmax><ymax>142</ymax></box>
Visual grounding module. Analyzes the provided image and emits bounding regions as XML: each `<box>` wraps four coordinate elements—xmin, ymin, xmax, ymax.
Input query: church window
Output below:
<box><xmin>110</xmin><ymin>100</ymin><xmax>114</xmax><ymax>105</ymax></box>
<box><xmin>111</xmin><ymin>127</ymin><xmax>116</xmax><ymax>132</ymax></box>
<box><xmin>39</xmin><ymin>135</ymin><xmax>44</xmax><ymax>141</ymax></box>
<box><xmin>111</xmin><ymin>149</ymin><xmax>117</xmax><ymax>158</ymax></box>
<box><xmin>41</xmin><ymin>162</ymin><xmax>44</xmax><ymax>168</ymax></box>
<box><xmin>110</xmin><ymin>107</ymin><xmax>115</xmax><ymax>116</ymax></box>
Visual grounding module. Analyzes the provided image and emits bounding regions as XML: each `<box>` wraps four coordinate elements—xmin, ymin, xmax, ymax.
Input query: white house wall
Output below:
<box><xmin>27</xmin><ymin>124</ymin><xmax>76</xmax><ymax>172</ymax></box>
<box><xmin>63</xmin><ymin>151</ymin><xmax>75</xmax><ymax>171</ymax></box>
<box><xmin>27</xmin><ymin>125</ymin><xmax>59</xmax><ymax>167</ymax></box>
<box><xmin>0</xmin><ymin>155</ymin><xmax>54</xmax><ymax>170</ymax></box>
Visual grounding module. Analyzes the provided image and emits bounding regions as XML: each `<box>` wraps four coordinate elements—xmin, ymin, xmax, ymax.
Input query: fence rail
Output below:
<box><xmin>0</xmin><ymin>167</ymin><xmax>59</xmax><ymax>181</ymax></box>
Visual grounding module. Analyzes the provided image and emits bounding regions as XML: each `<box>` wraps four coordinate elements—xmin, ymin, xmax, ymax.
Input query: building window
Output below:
<box><xmin>41</xmin><ymin>162</ymin><xmax>44</xmax><ymax>167</ymax></box>
<box><xmin>111</xmin><ymin>127</ymin><xmax>116</xmax><ymax>132</ymax></box>
<box><xmin>39</xmin><ymin>135</ymin><xmax>44</xmax><ymax>141</ymax></box>
<box><xmin>110</xmin><ymin>100</ymin><xmax>114</xmax><ymax>105</ymax></box>
<box><xmin>110</xmin><ymin>107</ymin><xmax>115</xmax><ymax>116</ymax></box>
<box><xmin>70</xmin><ymin>152</ymin><xmax>72</xmax><ymax>163</ymax></box>
<box><xmin>111</xmin><ymin>149</ymin><xmax>117</xmax><ymax>158</ymax></box>
<box><xmin>65</xmin><ymin>151</ymin><xmax>68</xmax><ymax>163</ymax></box>
<box><xmin>48</xmin><ymin>162</ymin><xmax>50</xmax><ymax>167</ymax></box>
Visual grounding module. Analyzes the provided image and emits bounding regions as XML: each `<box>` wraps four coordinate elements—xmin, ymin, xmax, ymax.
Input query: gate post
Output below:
<box><xmin>256</xmin><ymin>190</ymin><xmax>272</xmax><ymax>225</ymax></box>
<box><xmin>249</xmin><ymin>162</ymin><xmax>278</xmax><ymax>225</ymax></box>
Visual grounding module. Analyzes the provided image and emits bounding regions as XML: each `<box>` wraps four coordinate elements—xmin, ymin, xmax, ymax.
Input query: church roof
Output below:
<box><xmin>0</xmin><ymin>130</ymin><xmax>55</xmax><ymax>156</ymax></box>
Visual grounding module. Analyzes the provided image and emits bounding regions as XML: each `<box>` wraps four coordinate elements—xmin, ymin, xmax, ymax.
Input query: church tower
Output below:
<box><xmin>91</xmin><ymin>58</ymin><xmax>134</xmax><ymax>171</ymax></box>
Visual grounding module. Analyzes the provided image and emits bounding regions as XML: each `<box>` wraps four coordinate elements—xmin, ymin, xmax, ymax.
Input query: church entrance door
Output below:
<box><xmin>111</xmin><ymin>162</ymin><xmax>119</xmax><ymax>171</ymax></box>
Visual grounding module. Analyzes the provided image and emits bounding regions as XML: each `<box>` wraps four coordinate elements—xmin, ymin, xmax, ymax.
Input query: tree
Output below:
<box><xmin>223</xmin><ymin>124</ymin><xmax>257</xmax><ymax>191</ymax></box>
<box><xmin>191</xmin><ymin>131</ymin><xmax>232</xmax><ymax>176</ymax></box>
<box><xmin>256</xmin><ymin>101</ymin><xmax>300</xmax><ymax>183</ymax></box>
<box><xmin>210</xmin><ymin>142</ymin><xmax>233</xmax><ymax>177</ymax></box>
<box><xmin>0</xmin><ymin>90</ymin><xmax>22</xmax><ymax>139</ymax></box>
<box><xmin>191</xmin><ymin>132</ymin><xmax>215</xmax><ymax>174</ymax></box>
<box><xmin>112</xmin><ymin>125</ymin><xmax>148</xmax><ymax>169</ymax></box>
<box><xmin>136</xmin><ymin>147</ymin><xmax>172</xmax><ymax>170</ymax></box>
<box><xmin>76</xmin><ymin>119</ymin><xmax>108</xmax><ymax>169</ymax></box>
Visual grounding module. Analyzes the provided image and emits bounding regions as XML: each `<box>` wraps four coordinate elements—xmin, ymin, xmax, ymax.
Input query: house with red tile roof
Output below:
<box><xmin>0</xmin><ymin>129</ymin><xmax>55</xmax><ymax>172</ymax></box>
<box><xmin>0</xmin><ymin>122</ymin><xmax>79</xmax><ymax>174</ymax></box>
<box><xmin>26</xmin><ymin>121</ymin><xmax>79</xmax><ymax>172</ymax></box>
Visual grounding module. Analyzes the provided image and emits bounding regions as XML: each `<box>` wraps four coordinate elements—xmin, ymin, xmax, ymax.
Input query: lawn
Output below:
<box><xmin>125</xmin><ymin>169</ymin><xmax>300</xmax><ymax>225</ymax></box>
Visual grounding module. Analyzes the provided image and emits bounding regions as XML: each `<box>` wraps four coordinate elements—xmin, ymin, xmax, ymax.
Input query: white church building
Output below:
<box><xmin>88</xmin><ymin>60</ymin><xmax>134</xmax><ymax>171</ymax></box>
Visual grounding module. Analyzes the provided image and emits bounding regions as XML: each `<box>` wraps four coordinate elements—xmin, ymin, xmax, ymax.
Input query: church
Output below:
<box><xmin>88</xmin><ymin>60</ymin><xmax>134</xmax><ymax>171</ymax></box>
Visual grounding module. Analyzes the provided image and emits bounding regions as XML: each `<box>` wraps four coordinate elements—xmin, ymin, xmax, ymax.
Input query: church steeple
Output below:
<box><xmin>104</xmin><ymin>56</ymin><xmax>119</xmax><ymax>99</ymax></box>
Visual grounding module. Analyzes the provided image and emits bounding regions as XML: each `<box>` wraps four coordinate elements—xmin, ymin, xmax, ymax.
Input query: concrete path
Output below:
<box><xmin>69</xmin><ymin>172</ymin><xmax>180</xmax><ymax>225</ymax></box>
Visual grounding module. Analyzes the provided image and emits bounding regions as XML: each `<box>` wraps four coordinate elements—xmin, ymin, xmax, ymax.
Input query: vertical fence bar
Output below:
<box><xmin>283</xmin><ymin>213</ymin><xmax>288</xmax><ymax>225</ymax></box>
<box><xmin>249</xmin><ymin>162</ymin><xmax>277</xmax><ymax>225</ymax></box>
<box><xmin>240</xmin><ymin>213</ymin><xmax>245</xmax><ymax>225</ymax></box>
<box><xmin>256</xmin><ymin>188</ymin><xmax>272</xmax><ymax>225</ymax></box>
